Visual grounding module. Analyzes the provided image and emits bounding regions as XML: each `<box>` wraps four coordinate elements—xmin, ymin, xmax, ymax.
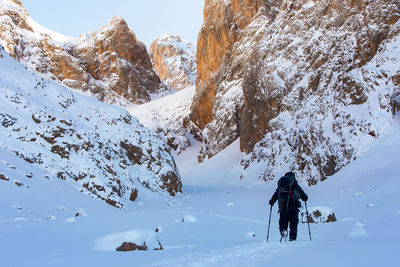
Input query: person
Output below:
<box><xmin>269</xmin><ymin>171</ymin><xmax>308</xmax><ymax>241</ymax></box>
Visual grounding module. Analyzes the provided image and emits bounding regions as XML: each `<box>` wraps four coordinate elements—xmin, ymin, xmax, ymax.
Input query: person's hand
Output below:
<box><xmin>269</xmin><ymin>199</ymin><xmax>274</xmax><ymax>206</ymax></box>
<box><xmin>303</xmin><ymin>195</ymin><xmax>308</xmax><ymax>202</ymax></box>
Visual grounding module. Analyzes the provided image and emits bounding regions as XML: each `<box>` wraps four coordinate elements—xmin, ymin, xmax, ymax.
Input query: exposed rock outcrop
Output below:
<box><xmin>116</xmin><ymin>242</ymin><xmax>148</xmax><ymax>251</ymax></box>
<box><xmin>191</xmin><ymin>0</ymin><xmax>283</xmax><ymax>161</ymax></box>
<box><xmin>0</xmin><ymin>0</ymin><xmax>170</xmax><ymax>106</ymax></box>
<box><xmin>191</xmin><ymin>0</ymin><xmax>400</xmax><ymax>183</ymax></box>
<box><xmin>191</xmin><ymin>0</ymin><xmax>282</xmax><ymax>130</ymax></box>
<box><xmin>301</xmin><ymin>207</ymin><xmax>337</xmax><ymax>224</ymax></box>
<box><xmin>150</xmin><ymin>34</ymin><xmax>197</xmax><ymax>91</ymax></box>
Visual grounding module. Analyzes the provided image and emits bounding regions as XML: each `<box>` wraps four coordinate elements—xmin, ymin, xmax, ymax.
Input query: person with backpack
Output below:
<box><xmin>269</xmin><ymin>171</ymin><xmax>308</xmax><ymax>241</ymax></box>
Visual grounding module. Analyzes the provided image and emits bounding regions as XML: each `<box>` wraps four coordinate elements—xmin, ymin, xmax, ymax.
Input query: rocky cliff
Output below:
<box><xmin>191</xmin><ymin>0</ymin><xmax>282</xmax><ymax>130</ymax></box>
<box><xmin>0</xmin><ymin>0</ymin><xmax>170</xmax><ymax>105</ymax></box>
<box><xmin>191</xmin><ymin>0</ymin><xmax>400</xmax><ymax>184</ymax></box>
<box><xmin>150</xmin><ymin>34</ymin><xmax>197</xmax><ymax>91</ymax></box>
<box><xmin>0</xmin><ymin>45</ymin><xmax>182</xmax><ymax>208</ymax></box>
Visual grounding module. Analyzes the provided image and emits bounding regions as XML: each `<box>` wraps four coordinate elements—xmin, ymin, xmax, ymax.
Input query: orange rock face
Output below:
<box><xmin>150</xmin><ymin>34</ymin><xmax>197</xmax><ymax>91</ymax></box>
<box><xmin>191</xmin><ymin>0</ymin><xmax>280</xmax><ymax>129</ymax></box>
<box><xmin>0</xmin><ymin>2</ymin><xmax>168</xmax><ymax>105</ymax></box>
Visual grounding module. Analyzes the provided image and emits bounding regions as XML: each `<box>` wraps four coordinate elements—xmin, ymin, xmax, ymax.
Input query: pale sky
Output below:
<box><xmin>22</xmin><ymin>0</ymin><xmax>205</xmax><ymax>48</ymax></box>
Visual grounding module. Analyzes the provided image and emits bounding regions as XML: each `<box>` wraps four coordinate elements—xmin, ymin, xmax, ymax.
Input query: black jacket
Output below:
<box><xmin>269</xmin><ymin>177</ymin><xmax>308</xmax><ymax>210</ymax></box>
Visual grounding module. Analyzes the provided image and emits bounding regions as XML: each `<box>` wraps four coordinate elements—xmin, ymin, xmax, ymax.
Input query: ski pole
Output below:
<box><xmin>305</xmin><ymin>201</ymin><xmax>312</xmax><ymax>241</ymax></box>
<box><xmin>267</xmin><ymin>204</ymin><xmax>272</xmax><ymax>242</ymax></box>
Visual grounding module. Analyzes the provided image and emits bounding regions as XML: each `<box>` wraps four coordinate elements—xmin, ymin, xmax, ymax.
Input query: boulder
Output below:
<box><xmin>116</xmin><ymin>242</ymin><xmax>148</xmax><ymax>252</ymax></box>
<box><xmin>301</xmin><ymin>206</ymin><xmax>337</xmax><ymax>224</ymax></box>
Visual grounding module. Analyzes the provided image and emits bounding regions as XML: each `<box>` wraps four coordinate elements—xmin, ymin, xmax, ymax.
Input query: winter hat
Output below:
<box><xmin>284</xmin><ymin>172</ymin><xmax>295</xmax><ymax>179</ymax></box>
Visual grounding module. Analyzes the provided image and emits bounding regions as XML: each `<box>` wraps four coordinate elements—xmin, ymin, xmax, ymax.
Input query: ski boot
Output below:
<box><xmin>280</xmin><ymin>230</ymin><xmax>288</xmax><ymax>243</ymax></box>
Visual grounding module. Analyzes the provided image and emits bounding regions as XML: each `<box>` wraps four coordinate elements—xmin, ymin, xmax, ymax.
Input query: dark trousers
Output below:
<box><xmin>279</xmin><ymin>208</ymin><xmax>299</xmax><ymax>240</ymax></box>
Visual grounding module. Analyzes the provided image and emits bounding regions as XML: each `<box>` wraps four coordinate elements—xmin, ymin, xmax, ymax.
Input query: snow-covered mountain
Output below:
<box><xmin>189</xmin><ymin>0</ymin><xmax>400</xmax><ymax>184</ymax></box>
<box><xmin>150</xmin><ymin>34</ymin><xmax>197</xmax><ymax>91</ymax></box>
<box><xmin>0</xmin><ymin>45</ymin><xmax>182</xmax><ymax>208</ymax></box>
<box><xmin>0</xmin><ymin>0</ymin><xmax>172</xmax><ymax>106</ymax></box>
<box><xmin>1</xmin><ymin>0</ymin><xmax>400</xmax><ymax>265</ymax></box>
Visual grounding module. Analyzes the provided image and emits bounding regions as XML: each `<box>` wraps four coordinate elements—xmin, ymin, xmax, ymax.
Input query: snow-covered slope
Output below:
<box><xmin>1</xmin><ymin>98</ymin><xmax>399</xmax><ymax>266</ymax></box>
<box><xmin>129</xmin><ymin>86</ymin><xmax>202</xmax><ymax>155</ymax></box>
<box><xmin>0</xmin><ymin>45</ymin><xmax>182</xmax><ymax>208</ymax></box>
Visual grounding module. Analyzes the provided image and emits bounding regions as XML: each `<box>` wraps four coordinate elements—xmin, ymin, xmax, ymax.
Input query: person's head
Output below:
<box><xmin>284</xmin><ymin>172</ymin><xmax>295</xmax><ymax>180</ymax></box>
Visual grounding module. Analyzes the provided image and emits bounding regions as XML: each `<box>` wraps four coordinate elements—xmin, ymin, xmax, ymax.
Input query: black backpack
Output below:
<box><xmin>277</xmin><ymin>174</ymin><xmax>300</xmax><ymax>210</ymax></box>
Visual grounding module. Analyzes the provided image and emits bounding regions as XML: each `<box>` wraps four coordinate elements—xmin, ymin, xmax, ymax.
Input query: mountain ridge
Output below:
<box><xmin>0</xmin><ymin>0</ymin><xmax>171</xmax><ymax>106</ymax></box>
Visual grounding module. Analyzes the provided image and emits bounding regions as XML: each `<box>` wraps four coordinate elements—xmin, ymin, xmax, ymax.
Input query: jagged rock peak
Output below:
<box><xmin>150</xmin><ymin>33</ymin><xmax>197</xmax><ymax>91</ymax></box>
<box><xmin>100</xmin><ymin>16</ymin><xmax>138</xmax><ymax>40</ymax></box>
<box><xmin>0</xmin><ymin>4</ymin><xmax>171</xmax><ymax>106</ymax></box>
<box><xmin>0</xmin><ymin>0</ymin><xmax>33</xmax><ymax>32</ymax></box>
<box><xmin>2</xmin><ymin>0</ymin><xmax>24</xmax><ymax>9</ymax></box>
<box><xmin>10</xmin><ymin>0</ymin><xmax>23</xmax><ymax>6</ymax></box>
<box><xmin>108</xmin><ymin>16</ymin><xmax>128</xmax><ymax>27</ymax></box>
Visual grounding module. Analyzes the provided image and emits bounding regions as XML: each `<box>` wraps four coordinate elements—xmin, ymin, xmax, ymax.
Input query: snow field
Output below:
<box><xmin>1</xmin><ymin>118</ymin><xmax>400</xmax><ymax>266</ymax></box>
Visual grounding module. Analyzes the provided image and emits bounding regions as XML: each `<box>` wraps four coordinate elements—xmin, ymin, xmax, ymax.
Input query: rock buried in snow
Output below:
<box><xmin>301</xmin><ymin>206</ymin><xmax>337</xmax><ymax>224</ymax></box>
<box><xmin>93</xmin><ymin>229</ymin><xmax>164</xmax><ymax>251</ymax></box>
<box><xmin>245</xmin><ymin>232</ymin><xmax>256</xmax><ymax>238</ymax></box>
<box><xmin>46</xmin><ymin>215</ymin><xmax>56</xmax><ymax>220</ymax></box>
<box><xmin>0</xmin><ymin>173</ymin><xmax>9</xmax><ymax>181</ymax></box>
<box><xmin>75</xmin><ymin>208</ymin><xmax>86</xmax><ymax>217</ymax></box>
<box><xmin>12</xmin><ymin>205</ymin><xmax>22</xmax><ymax>210</ymax></box>
<box><xmin>116</xmin><ymin>242</ymin><xmax>148</xmax><ymax>251</ymax></box>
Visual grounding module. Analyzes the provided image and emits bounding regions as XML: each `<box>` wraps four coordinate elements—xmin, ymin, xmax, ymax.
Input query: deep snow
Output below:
<box><xmin>1</xmin><ymin>108</ymin><xmax>399</xmax><ymax>265</ymax></box>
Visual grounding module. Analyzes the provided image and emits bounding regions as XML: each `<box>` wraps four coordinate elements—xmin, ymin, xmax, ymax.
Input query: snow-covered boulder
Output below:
<box><xmin>116</xmin><ymin>242</ymin><xmax>148</xmax><ymax>251</ymax></box>
<box><xmin>93</xmin><ymin>230</ymin><xmax>163</xmax><ymax>251</ymax></box>
<box><xmin>301</xmin><ymin>206</ymin><xmax>337</xmax><ymax>224</ymax></box>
